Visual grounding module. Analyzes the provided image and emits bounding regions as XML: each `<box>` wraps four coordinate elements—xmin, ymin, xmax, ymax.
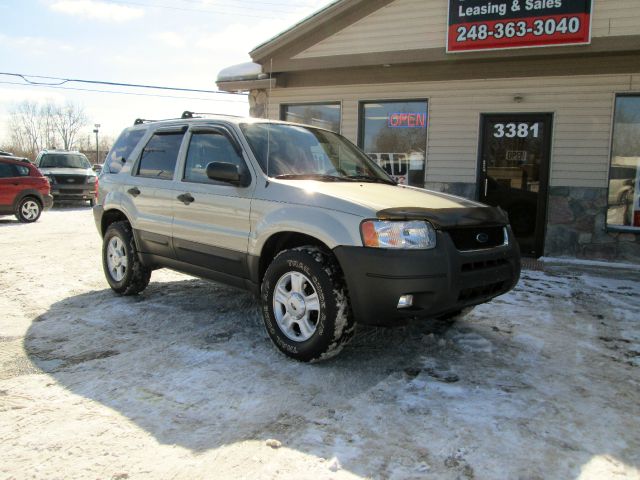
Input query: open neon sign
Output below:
<box><xmin>387</xmin><ymin>113</ymin><xmax>427</xmax><ymax>128</ymax></box>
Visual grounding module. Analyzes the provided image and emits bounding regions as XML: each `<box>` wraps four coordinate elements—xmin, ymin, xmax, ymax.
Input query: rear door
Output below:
<box><xmin>172</xmin><ymin>124</ymin><xmax>255</xmax><ymax>279</ymax></box>
<box><xmin>124</xmin><ymin>126</ymin><xmax>186</xmax><ymax>260</ymax></box>
<box><xmin>0</xmin><ymin>161</ymin><xmax>22</xmax><ymax>208</ymax></box>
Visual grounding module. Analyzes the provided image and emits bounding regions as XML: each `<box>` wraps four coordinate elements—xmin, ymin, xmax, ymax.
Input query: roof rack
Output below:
<box><xmin>181</xmin><ymin>111</ymin><xmax>223</xmax><ymax>119</ymax></box>
<box><xmin>133</xmin><ymin>118</ymin><xmax>157</xmax><ymax>125</ymax></box>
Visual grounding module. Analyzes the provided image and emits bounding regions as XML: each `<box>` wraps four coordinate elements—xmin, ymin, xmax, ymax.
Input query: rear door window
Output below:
<box><xmin>136</xmin><ymin>131</ymin><xmax>185</xmax><ymax>180</ymax></box>
<box><xmin>0</xmin><ymin>162</ymin><xmax>18</xmax><ymax>178</ymax></box>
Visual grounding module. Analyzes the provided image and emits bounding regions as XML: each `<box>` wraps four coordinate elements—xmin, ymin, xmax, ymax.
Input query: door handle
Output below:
<box><xmin>484</xmin><ymin>178</ymin><xmax>488</xmax><ymax>197</ymax></box>
<box><xmin>127</xmin><ymin>187</ymin><xmax>141</xmax><ymax>197</ymax></box>
<box><xmin>177</xmin><ymin>193</ymin><xmax>195</xmax><ymax>205</ymax></box>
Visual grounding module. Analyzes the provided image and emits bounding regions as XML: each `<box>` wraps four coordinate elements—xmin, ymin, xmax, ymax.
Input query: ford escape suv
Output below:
<box><xmin>94</xmin><ymin>113</ymin><xmax>521</xmax><ymax>362</ymax></box>
<box><xmin>35</xmin><ymin>150</ymin><xmax>97</xmax><ymax>206</ymax></box>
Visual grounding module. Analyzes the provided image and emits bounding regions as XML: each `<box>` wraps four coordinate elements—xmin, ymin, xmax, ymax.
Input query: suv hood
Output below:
<box><xmin>39</xmin><ymin>167</ymin><xmax>93</xmax><ymax>176</ymax></box>
<box><xmin>271</xmin><ymin>180</ymin><xmax>508</xmax><ymax>228</ymax></box>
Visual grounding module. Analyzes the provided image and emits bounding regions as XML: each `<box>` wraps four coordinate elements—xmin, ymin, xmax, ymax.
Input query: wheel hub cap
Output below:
<box><xmin>273</xmin><ymin>271</ymin><xmax>320</xmax><ymax>342</ymax></box>
<box><xmin>288</xmin><ymin>293</ymin><xmax>306</xmax><ymax>319</ymax></box>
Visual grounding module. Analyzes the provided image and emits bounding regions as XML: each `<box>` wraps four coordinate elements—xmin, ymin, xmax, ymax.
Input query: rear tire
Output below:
<box><xmin>102</xmin><ymin>221</ymin><xmax>151</xmax><ymax>295</ymax></box>
<box><xmin>15</xmin><ymin>197</ymin><xmax>42</xmax><ymax>223</ymax></box>
<box><xmin>261</xmin><ymin>246</ymin><xmax>355</xmax><ymax>362</ymax></box>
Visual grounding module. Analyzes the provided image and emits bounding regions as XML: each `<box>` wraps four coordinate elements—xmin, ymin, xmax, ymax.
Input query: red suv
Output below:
<box><xmin>0</xmin><ymin>157</ymin><xmax>53</xmax><ymax>222</ymax></box>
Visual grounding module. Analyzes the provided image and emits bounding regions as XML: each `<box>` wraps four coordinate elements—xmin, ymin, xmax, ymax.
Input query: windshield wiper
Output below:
<box><xmin>274</xmin><ymin>174</ymin><xmax>347</xmax><ymax>182</ymax></box>
<box><xmin>346</xmin><ymin>175</ymin><xmax>396</xmax><ymax>185</ymax></box>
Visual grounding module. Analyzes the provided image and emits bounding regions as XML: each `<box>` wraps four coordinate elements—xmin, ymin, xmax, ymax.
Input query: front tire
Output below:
<box><xmin>102</xmin><ymin>221</ymin><xmax>151</xmax><ymax>295</ymax></box>
<box><xmin>261</xmin><ymin>246</ymin><xmax>355</xmax><ymax>362</ymax></box>
<box><xmin>15</xmin><ymin>197</ymin><xmax>42</xmax><ymax>223</ymax></box>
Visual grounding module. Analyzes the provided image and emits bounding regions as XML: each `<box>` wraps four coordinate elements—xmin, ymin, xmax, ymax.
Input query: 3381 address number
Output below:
<box><xmin>494</xmin><ymin>123</ymin><xmax>540</xmax><ymax>138</ymax></box>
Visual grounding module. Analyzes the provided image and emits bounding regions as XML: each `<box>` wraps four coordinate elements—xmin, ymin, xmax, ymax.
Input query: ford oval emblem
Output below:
<box><xmin>476</xmin><ymin>232</ymin><xmax>489</xmax><ymax>244</ymax></box>
<box><xmin>67</xmin><ymin>178</ymin><xmax>75</xmax><ymax>183</ymax></box>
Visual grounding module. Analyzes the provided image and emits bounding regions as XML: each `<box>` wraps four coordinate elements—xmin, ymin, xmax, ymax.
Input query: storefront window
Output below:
<box><xmin>281</xmin><ymin>103</ymin><xmax>341</xmax><ymax>133</ymax></box>
<box><xmin>359</xmin><ymin>100</ymin><xmax>428</xmax><ymax>186</ymax></box>
<box><xmin>607</xmin><ymin>95</ymin><xmax>640</xmax><ymax>229</ymax></box>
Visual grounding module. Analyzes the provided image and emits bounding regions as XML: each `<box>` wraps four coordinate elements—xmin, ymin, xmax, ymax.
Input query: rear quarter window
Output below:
<box><xmin>105</xmin><ymin>129</ymin><xmax>145</xmax><ymax>174</ymax></box>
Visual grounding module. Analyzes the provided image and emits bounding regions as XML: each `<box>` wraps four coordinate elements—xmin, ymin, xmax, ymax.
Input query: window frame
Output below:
<box><xmin>280</xmin><ymin>102</ymin><xmax>342</xmax><ymax>133</ymax></box>
<box><xmin>181</xmin><ymin>125</ymin><xmax>251</xmax><ymax>187</ymax></box>
<box><xmin>605</xmin><ymin>93</ymin><xmax>640</xmax><ymax>232</ymax></box>
<box><xmin>357</xmin><ymin>98</ymin><xmax>430</xmax><ymax>187</ymax></box>
<box><xmin>134</xmin><ymin>126</ymin><xmax>187</xmax><ymax>181</ymax></box>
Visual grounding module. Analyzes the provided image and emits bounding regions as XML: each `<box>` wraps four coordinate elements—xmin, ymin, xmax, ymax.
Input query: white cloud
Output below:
<box><xmin>0</xmin><ymin>33</ymin><xmax>83</xmax><ymax>55</ymax></box>
<box><xmin>149</xmin><ymin>32</ymin><xmax>187</xmax><ymax>49</ymax></box>
<box><xmin>49</xmin><ymin>0</ymin><xmax>144</xmax><ymax>22</ymax></box>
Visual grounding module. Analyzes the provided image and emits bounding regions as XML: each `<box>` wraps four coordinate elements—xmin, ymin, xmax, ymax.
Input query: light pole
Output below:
<box><xmin>93</xmin><ymin>124</ymin><xmax>101</xmax><ymax>164</ymax></box>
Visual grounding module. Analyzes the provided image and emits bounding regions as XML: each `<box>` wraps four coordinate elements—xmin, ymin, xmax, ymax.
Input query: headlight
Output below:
<box><xmin>86</xmin><ymin>176</ymin><xmax>97</xmax><ymax>184</ymax></box>
<box><xmin>361</xmin><ymin>220</ymin><xmax>437</xmax><ymax>249</ymax></box>
<box><xmin>44</xmin><ymin>174</ymin><xmax>56</xmax><ymax>184</ymax></box>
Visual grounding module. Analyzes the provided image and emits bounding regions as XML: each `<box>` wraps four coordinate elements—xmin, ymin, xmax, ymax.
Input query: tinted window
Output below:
<box><xmin>137</xmin><ymin>132</ymin><xmax>184</xmax><ymax>180</ymax></box>
<box><xmin>184</xmin><ymin>132</ymin><xmax>246</xmax><ymax>184</ymax></box>
<box><xmin>359</xmin><ymin>100</ymin><xmax>428</xmax><ymax>186</ymax></box>
<box><xmin>0</xmin><ymin>162</ymin><xmax>18</xmax><ymax>178</ymax></box>
<box><xmin>39</xmin><ymin>153</ymin><xmax>91</xmax><ymax>169</ymax></box>
<box><xmin>105</xmin><ymin>128</ymin><xmax>145</xmax><ymax>174</ymax></box>
<box><xmin>281</xmin><ymin>104</ymin><xmax>341</xmax><ymax>133</ymax></box>
<box><xmin>15</xmin><ymin>165</ymin><xmax>30</xmax><ymax>176</ymax></box>
<box><xmin>606</xmin><ymin>95</ymin><xmax>640</xmax><ymax>229</ymax></box>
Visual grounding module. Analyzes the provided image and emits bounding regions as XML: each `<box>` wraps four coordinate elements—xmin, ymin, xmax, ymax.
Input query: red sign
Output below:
<box><xmin>447</xmin><ymin>0</ymin><xmax>592</xmax><ymax>53</ymax></box>
<box><xmin>387</xmin><ymin>113</ymin><xmax>427</xmax><ymax>128</ymax></box>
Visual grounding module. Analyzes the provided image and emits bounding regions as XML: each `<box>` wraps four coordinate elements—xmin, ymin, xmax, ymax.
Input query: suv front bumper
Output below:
<box><xmin>51</xmin><ymin>185</ymin><xmax>96</xmax><ymax>202</ymax></box>
<box><xmin>333</xmin><ymin>229</ymin><xmax>520</xmax><ymax>326</ymax></box>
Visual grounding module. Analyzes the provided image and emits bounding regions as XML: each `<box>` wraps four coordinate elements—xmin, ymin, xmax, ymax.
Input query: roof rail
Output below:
<box><xmin>133</xmin><ymin>118</ymin><xmax>157</xmax><ymax>125</ymax></box>
<box><xmin>181</xmin><ymin>111</ymin><xmax>241</xmax><ymax>119</ymax></box>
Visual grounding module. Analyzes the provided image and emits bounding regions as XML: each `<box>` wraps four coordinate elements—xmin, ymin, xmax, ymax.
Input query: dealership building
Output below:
<box><xmin>217</xmin><ymin>0</ymin><xmax>640</xmax><ymax>262</ymax></box>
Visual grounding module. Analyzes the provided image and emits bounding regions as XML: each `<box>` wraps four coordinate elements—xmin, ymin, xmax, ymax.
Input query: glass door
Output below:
<box><xmin>478</xmin><ymin>114</ymin><xmax>552</xmax><ymax>257</ymax></box>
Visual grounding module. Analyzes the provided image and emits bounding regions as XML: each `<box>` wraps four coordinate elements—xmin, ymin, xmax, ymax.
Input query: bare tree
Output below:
<box><xmin>53</xmin><ymin>101</ymin><xmax>88</xmax><ymax>150</ymax></box>
<box><xmin>8</xmin><ymin>101</ymin><xmax>42</xmax><ymax>158</ymax></box>
<box><xmin>6</xmin><ymin>100</ymin><xmax>89</xmax><ymax>158</ymax></box>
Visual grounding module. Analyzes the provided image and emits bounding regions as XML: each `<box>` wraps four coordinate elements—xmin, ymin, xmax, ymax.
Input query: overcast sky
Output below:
<box><xmin>0</xmin><ymin>0</ymin><xmax>334</xmax><ymax>144</ymax></box>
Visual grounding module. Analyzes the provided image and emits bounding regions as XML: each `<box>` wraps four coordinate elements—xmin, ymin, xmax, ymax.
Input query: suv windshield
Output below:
<box><xmin>240</xmin><ymin>123</ymin><xmax>395</xmax><ymax>184</ymax></box>
<box><xmin>39</xmin><ymin>154</ymin><xmax>91</xmax><ymax>169</ymax></box>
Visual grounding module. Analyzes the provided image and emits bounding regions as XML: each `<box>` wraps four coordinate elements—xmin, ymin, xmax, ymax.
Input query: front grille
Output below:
<box><xmin>53</xmin><ymin>175</ymin><xmax>87</xmax><ymax>184</ymax></box>
<box><xmin>447</xmin><ymin>226</ymin><xmax>505</xmax><ymax>251</ymax></box>
<box><xmin>458</xmin><ymin>281</ymin><xmax>506</xmax><ymax>302</ymax></box>
<box><xmin>461</xmin><ymin>258</ymin><xmax>509</xmax><ymax>273</ymax></box>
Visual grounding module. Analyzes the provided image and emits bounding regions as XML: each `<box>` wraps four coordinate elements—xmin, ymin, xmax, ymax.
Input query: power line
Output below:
<box><xmin>175</xmin><ymin>0</ymin><xmax>321</xmax><ymax>9</ymax></box>
<box><xmin>0</xmin><ymin>81</ymin><xmax>248</xmax><ymax>104</ymax></box>
<box><xmin>0</xmin><ymin>72</ymin><xmax>247</xmax><ymax>96</ymax></box>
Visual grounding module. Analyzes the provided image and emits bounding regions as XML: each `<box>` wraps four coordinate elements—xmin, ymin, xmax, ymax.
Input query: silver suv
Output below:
<box><xmin>94</xmin><ymin>113</ymin><xmax>520</xmax><ymax>362</ymax></box>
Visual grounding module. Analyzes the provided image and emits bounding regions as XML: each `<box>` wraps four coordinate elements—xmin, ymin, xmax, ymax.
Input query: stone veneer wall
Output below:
<box><xmin>546</xmin><ymin>186</ymin><xmax>640</xmax><ymax>262</ymax></box>
<box><xmin>249</xmin><ymin>89</ymin><xmax>269</xmax><ymax>118</ymax></box>
<box><xmin>424</xmin><ymin>182</ymin><xmax>640</xmax><ymax>263</ymax></box>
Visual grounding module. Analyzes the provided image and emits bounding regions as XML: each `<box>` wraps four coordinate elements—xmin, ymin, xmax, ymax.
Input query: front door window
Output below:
<box><xmin>479</xmin><ymin>114</ymin><xmax>552</xmax><ymax>257</ymax></box>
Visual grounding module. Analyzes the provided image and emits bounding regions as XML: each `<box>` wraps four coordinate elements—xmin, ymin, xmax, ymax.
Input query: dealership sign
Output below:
<box><xmin>447</xmin><ymin>0</ymin><xmax>593</xmax><ymax>53</ymax></box>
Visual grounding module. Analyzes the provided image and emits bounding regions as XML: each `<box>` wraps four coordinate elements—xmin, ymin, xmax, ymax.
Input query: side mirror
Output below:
<box><xmin>206</xmin><ymin>162</ymin><xmax>247</xmax><ymax>186</ymax></box>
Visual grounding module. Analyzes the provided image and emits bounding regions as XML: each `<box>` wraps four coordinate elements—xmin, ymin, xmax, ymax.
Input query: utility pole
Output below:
<box><xmin>93</xmin><ymin>124</ymin><xmax>100</xmax><ymax>164</ymax></box>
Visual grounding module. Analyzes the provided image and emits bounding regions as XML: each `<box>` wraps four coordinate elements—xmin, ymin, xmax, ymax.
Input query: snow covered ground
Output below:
<box><xmin>1</xmin><ymin>208</ymin><xmax>639</xmax><ymax>480</ymax></box>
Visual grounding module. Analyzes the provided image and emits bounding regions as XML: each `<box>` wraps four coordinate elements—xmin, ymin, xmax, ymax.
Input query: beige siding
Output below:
<box><xmin>592</xmin><ymin>0</ymin><xmax>640</xmax><ymax>37</ymax></box>
<box><xmin>294</xmin><ymin>0</ymin><xmax>639</xmax><ymax>59</ymax></box>
<box><xmin>294</xmin><ymin>0</ymin><xmax>446</xmax><ymax>59</ymax></box>
<box><xmin>268</xmin><ymin>74</ymin><xmax>637</xmax><ymax>188</ymax></box>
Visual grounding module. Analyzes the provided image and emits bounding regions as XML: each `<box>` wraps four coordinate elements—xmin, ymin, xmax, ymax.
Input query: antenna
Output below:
<box><xmin>265</xmin><ymin>58</ymin><xmax>273</xmax><ymax>187</ymax></box>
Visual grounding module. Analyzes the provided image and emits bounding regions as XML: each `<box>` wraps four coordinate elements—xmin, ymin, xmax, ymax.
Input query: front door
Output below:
<box><xmin>478</xmin><ymin>114</ymin><xmax>552</xmax><ymax>257</ymax></box>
